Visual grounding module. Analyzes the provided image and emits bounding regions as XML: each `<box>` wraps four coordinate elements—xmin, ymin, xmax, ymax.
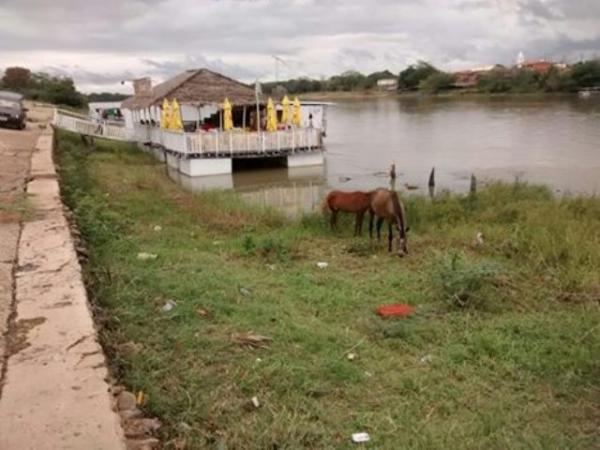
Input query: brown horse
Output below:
<box><xmin>322</xmin><ymin>190</ymin><xmax>373</xmax><ymax>236</ymax></box>
<box><xmin>369</xmin><ymin>188</ymin><xmax>409</xmax><ymax>256</ymax></box>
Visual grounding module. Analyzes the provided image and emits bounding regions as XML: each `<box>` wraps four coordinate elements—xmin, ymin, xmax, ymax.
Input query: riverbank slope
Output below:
<box><xmin>55</xmin><ymin>129</ymin><xmax>600</xmax><ymax>449</ymax></box>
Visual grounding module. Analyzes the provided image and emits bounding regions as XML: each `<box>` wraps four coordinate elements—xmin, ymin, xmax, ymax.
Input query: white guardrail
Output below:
<box><xmin>53</xmin><ymin>111</ymin><xmax>323</xmax><ymax>156</ymax></box>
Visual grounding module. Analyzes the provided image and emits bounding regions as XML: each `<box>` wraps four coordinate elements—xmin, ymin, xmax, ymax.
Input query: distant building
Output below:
<box><xmin>376</xmin><ymin>78</ymin><xmax>398</xmax><ymax>91</ymax></box>
<box><xmin>518</xmin><ymin>60</ymin><xmax>554</xmax><ymax>74</ymax></box>
<box><xmin>453</xmin><ymin>65</ymin><xmax>506</xmax><ymax>88</ymax></box>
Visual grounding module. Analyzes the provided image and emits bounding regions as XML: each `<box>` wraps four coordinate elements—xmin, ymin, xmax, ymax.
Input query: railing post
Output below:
<box><xmin>261</xmin><ymin>132</ymin><xmax>266</xmax><ymax>153</ymax></box>
<box><xmin>277</xmin><ymin>131</ymin><xmax>280</xmax><ymax>152</ymax></box>
<box><xmin>229</xmin><ymin>132</ymin><xmax>233</xmax><ymax>156</ymax></box>
<box><xmin>216</xmin><ymin>132</ymin><xmax>220</xmax><ymax>156</ymax></box>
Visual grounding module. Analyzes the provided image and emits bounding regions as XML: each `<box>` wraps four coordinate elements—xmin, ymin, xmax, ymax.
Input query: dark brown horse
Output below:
<box><xmin>322</xmin><ymin>190</ymin><xmax>373</xmax><ymax>236</ymax></box>
<box><xmin>369</xmin><ymin>189</ymin><xmax>409</xmax><ymax>256</ymax></box>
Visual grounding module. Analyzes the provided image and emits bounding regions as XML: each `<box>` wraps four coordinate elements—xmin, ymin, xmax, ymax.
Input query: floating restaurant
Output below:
<box><xmin>117</xmin><ymin>68</ymin><xmax>328</xmax><ymax>176</ymax></box>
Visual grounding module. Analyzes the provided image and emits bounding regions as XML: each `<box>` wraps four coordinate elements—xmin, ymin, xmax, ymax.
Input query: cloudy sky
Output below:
<box><xmin>1</xmin><ymin>0</ymin><xmax>599</xmax><ymax>93</ymax></box>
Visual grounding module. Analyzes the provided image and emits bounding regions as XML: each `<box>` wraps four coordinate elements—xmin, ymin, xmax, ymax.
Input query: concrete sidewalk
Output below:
<box><xmin>0</xmin><ymin>108</ymin><xmax>126</xmax><ymax>449</ymax></box>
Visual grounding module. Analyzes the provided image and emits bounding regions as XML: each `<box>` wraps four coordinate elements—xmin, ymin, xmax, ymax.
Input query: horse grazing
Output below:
<box><xmin>369</xmin><ymin>189</ymin><xmax>409</xmax><ymax>256</ymax></box>
<box><xmin>322</xmin><ymin>190</ymin><xmax>373</xmax><ymax>236</ymax></box>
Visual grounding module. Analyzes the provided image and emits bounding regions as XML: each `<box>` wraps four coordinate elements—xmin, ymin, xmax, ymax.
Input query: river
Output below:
<box><xmin>170</xmin><ymin>95</ymin><xmax>600</xmax><ymax>216</ymax></box>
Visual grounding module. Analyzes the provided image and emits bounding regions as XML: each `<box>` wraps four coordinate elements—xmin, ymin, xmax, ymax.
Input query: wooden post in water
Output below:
<box><xmin>470</xmin><ymin>174</ymin><xmax>477</xmax><ymax>195</ymax></box>
<box><xmin>428</xmin><ymin>167</ymin><xmax>435</xmax><ymax>199</ymax></box>
<box><xmin>389</xmin><ymin>163</ymin><xmax>396</xmax><ymax>191</ymax></box>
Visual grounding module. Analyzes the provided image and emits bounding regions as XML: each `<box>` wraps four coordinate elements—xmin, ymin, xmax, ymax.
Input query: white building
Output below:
<box><xmin>376</xmin><ymin>78</ymin><xmax>398</xmax><ymax>91</ymax></box>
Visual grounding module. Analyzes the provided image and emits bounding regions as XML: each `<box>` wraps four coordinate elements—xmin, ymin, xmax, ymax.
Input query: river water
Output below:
<box><xmin>171</xmin><ymin>95</ymin><xmax>600</xmax><ymax>216</ymax></box>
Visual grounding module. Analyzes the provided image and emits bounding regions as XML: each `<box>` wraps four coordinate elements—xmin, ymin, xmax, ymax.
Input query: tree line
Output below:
<box><xmin>263</xmin><ymin>59</ymin><xmax>600</xmax><ymax>95</ymax></box>
<box><xmin>3</xmin><ymin>60</ymin><xmax>600</xmax><ymax>108</ymax></box>
<box><xmin>0</xmin><ymin>66</ymin><xmax>128</xmax><ymax>108</ymax></box>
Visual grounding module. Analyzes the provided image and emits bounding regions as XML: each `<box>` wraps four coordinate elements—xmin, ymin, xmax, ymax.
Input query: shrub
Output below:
<box><xmin>242</xmin><ymin>234</ymin><xmax>289</xmax><ymax>261</ymax></box>
<box><xmin>430</xmin><ymin>251</ymin><xmax>503</xmax><ymax>308</ymax></box>
<box><xmin>419</xmin><ymin>72</ymin><xmax>455</xmax><ymax>93</ymax></box>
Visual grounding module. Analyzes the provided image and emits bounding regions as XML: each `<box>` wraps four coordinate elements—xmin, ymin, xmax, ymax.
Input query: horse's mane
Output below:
<box><xmin>390</xmin><ymin>190</ymin><xmax>406</xmax><ymax>237</ymax></box>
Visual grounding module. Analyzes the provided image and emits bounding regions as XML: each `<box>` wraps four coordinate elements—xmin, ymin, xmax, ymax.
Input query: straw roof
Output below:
<box><xmin>121</xmin><ymin>68</ymin><xmax>261</xmax><ymax>109</ymax></box>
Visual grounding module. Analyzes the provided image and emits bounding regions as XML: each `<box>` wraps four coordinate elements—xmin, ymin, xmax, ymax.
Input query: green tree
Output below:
<box><xmin>570</xmin><ymin>60</ymin><xmax>600</xmax><ymax>88</ymax></box>
<box><xmin>327</xmin><ymin>70</ymin><xmax>366</xmax><ymax>91</ymax></box>
<box><xmin>477</xmin><ymin>70</ymin><xmax>512</xmax><ymax>93</ymax></box>
<box><xmin>87</xmin><ymin>92</ymin><xmax>129</xmax><ymax>102</ymax></box>
<box><xmin>1</xmin><ymin>66</ymin><xmax>32</xmax><ymax>90</ymax></box>
<box><xmin>511</xmin><ymin>69</ymin><xmax>542</xmax><ymax>93</ymax></box>
<box><xmin>542</xmin><ymin>67</ymin><xmax>576</xmax><ymax>92</ymax></box>
<box><xmin>398</xmin><ymin>62</ymin><xmax>438</xmax><ymax>90</ymax></box>
<box><xmin>27</xmin><ymin>72</ymin><xmax>86</xmax><ymax>107</ymax></box>
<box><xmin>419</xmin><ymin>72</ymin><xmax>455</xmax><ymax>93</ymax></box>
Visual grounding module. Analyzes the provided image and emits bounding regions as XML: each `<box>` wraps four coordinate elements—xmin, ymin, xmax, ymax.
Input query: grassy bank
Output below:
<box><xmin>55</xmin><ymin>130</ymin><xmax>600</xmax><ymax>449</ymax></box>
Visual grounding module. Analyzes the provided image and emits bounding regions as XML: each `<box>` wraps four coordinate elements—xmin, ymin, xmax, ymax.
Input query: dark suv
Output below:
<box><xmin>0</xmin><ymin>91</ymin><xmax>27</xmax><ymax>130</ymax></box>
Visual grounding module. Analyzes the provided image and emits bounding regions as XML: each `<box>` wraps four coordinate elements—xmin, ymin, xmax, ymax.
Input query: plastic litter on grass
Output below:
<box><xmin>376</xmin><ymin>303</ymin><xmax>415</xmax><ymax>318</ymax></box>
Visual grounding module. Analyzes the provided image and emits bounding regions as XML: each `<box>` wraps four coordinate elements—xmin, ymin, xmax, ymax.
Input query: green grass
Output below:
<box><xmin>55</xmin><ymin>130</ymin><xmax>600</xmax><ymax>449</ymax></box>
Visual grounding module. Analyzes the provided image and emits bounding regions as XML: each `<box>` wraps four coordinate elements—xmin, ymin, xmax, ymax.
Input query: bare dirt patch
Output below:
<box><xmin>6</xmin><ymin>317</ymin><xmax>46</xmax><ymax>356</ymax></box>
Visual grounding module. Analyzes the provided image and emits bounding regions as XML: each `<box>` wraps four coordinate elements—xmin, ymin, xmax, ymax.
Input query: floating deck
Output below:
<box><xmin>53</xmin><ymin>111</ymin><xmax>325</xmax><ymax>175</ymax></box>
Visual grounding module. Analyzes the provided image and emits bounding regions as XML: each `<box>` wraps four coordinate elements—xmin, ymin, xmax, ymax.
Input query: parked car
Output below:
<box><xmin>0</xmin><ymin>90</ymin><xmax>27</xmax><ymax>130</ymax></box>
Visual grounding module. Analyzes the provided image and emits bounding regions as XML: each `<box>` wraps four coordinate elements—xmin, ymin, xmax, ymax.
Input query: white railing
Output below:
<box><xmin>183</xmin><ymin>128</ymin><xmax>322</xmax><ymax>156</ymax></box>
<box><xmin>132</xmin><ymin>124</ymin><xmax>150</xmax><ymax>142</ymax></box>
<box><xmin>53</xmin><ymin>112</ymin><xmax>323</xmax><ymax>155</ymax></box>
<box><xmin>103</xmin><ymin>123</ymin><xmax>134</xmax><ymax>141</ymax></box>
<box><xmin>53</xmin><ymin>112</ymin><xmax>133</xmax><ymax>142</ymax></box>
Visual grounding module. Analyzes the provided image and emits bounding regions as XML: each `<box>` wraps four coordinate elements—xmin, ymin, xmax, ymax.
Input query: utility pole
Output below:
<box><xmin>272</xmin><ymin>55</ymin><xmax>285</xmax><ymax>82</ymax></box>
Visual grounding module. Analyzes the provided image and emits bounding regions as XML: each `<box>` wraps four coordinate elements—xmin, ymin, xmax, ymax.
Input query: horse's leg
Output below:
<box><xmin>356</xmin><ymin>212</ymin><xmax>364</xmax><ymax>236</ymax></box>
<box><xmin>369</xmin><ymin>211</ymin><xmax>374</xmax><ymax>238</ymax></box>
<box><xmin>388</xmin><ymin>221</ymin><xmax>393</xmax><ymax>252</ymax></box>
<box><xmin>330</xmin><ymin>209</ymin><xmax>337</xmax><ymax>231</ymax></box>
<box><xmin>377</xmin><ymin>218</ymin><xmax>384</xmax><ymax>240</ymax></box>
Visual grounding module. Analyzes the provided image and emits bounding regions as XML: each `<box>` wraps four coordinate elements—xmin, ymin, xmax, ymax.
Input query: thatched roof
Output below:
<box><xmin>121</xmin><ymin>68</ymin><xmax>261</xmax><ymax>109</ymax></box>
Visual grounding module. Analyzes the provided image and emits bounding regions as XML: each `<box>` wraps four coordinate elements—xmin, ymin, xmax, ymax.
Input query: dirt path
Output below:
<box><xmin>0</xmin><ymin>108</ymin><xmax>45</xmax><ymax>377</ymax></box>
<box><xmin>0</xmin><ymin>106</ymin><xmax>126</xmax><ymax>449</ymax></box>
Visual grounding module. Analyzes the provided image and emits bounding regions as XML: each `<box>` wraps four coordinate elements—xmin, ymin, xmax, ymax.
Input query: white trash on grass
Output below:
<box><xmin>161</xmin><ymin>300</ymin><xmax>177</xmax><ymax>312</ymax></box>
<box><xmin>137</xmin><ymin>252</ymin><xmax>157</xmax><ymax>260</ymax></box>
<box><xmin>351</xmin><ymin>432</ymin><xmax>371</xmax><ymax>443</ymax></box>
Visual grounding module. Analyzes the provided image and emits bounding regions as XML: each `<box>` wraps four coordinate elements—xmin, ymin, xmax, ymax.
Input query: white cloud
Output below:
<box><xmin>0</xmin><ymin>0</ymin><xmax>598</xmax><ymax>92</ymax></box>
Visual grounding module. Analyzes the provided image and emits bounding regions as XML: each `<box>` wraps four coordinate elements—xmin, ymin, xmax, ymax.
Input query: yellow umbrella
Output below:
<box><xmin>292</xmin><ymin>96</ymin><xmax>302</xmax><ymax>126</ymax></box>
<box><xmin>281</xmin><ymin>95</ymin><xmax>290</xmax><ymax>125</ymax></box>
<box><xmin>223</xmin><ymin>98</ymin><xmax>233</xmax><ymax>131</ymax></box>
<box><xmin>170</xmin><ymin>99</ymin><xmax>183</xmax><ymax>131</ymax></box>
<box><xmin>266</xmin><ymin>97</ymin><xmax>277</xmax><ymax>132</ymax></box>
<box><xmin>160</xmin><ymin>98</ymin><xmax>171</xmax><ymax>129</ymax></box>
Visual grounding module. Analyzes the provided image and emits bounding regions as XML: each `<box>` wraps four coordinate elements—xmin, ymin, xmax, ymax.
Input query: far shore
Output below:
<box><xmin>301</xmin><ymin>89</ymin><xmax>581</xmax><ymax>101</ymax></box>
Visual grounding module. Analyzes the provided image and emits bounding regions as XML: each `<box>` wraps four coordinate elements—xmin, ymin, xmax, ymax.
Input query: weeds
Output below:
<box><xmin>344</xmin><ymin>239</ymin><xmax>379</xmax><ymax>257</ymax></box>
<box><xmin>430</xmin><ymin>251</ymin><xmax>504</xmax><ymax>308</ymax></box>
<box><xmin>242</xmin><ymin>234</ymin><xmax>290</xmax><ymax>262</ymax></box>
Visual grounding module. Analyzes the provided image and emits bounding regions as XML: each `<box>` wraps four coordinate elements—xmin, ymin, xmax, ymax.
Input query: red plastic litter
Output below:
<box><xmin>376</xmin><ymin>304</ymin><xmax>415</xmax><ymax>318</ymax></box>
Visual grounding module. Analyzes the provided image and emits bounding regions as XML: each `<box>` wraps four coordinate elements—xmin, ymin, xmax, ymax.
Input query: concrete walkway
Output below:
<box><xmin>0</xmin><ymin>106</ymin><xmax>125</xmax><ymax>449</ymax></box>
